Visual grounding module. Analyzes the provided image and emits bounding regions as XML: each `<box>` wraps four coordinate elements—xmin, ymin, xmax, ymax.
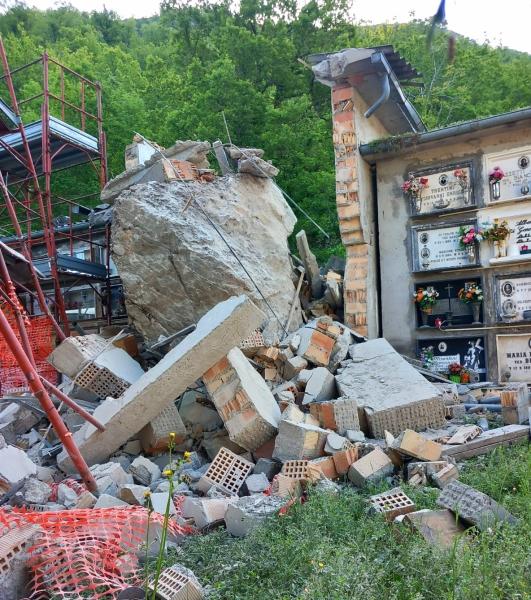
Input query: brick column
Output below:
<box><xmin>332</xmin><ymin>84</ymin><xmax>369</xmax><ymax>336</ymax></box>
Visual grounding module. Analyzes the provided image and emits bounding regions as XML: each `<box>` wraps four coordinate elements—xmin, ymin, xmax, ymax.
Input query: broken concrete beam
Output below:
<box><xmin>404</xmin><ymin>509</ymin><xmax>467</xmax><ymax>549</ymax></box>
<box><xmin>182</xmin><ymin>496</ymin><xmax>235</xmax><ymax>528</ymax></box>
<box><xmin>94</xmin><ymin>494</ymin><xmax>129</xmax><ymax>508</ymax></box>
<box><xmin>139</xmin><ymin>403</ymin><xmax>187</xmax><ymax>454</ymax></box>
<box><xmin>302</xmin><ymin>367</ymin><xmax>336</xmax><ymax>405</ymax></box>
<box><xmin>47</xmin><ymin>333</ymin><xmax>108</xmax><ymax>378</ymax></box>
<box><xmin>308</xmin><ymin>397</ymin><xmax>359</xmax><ymax>434</ymax></box>
<box><xmin>58</xmin><ymin>296</ymin><xmax>265</xmax><ymax>471</ymax></box>
<box><xmin>348</xmin><ymin>447</ymin><xmax>393</xmax><ymax>487</ymax></box>
<box><xmin>203</xmin><ymin>347</ymin><xmax>280</xmax><ymax>451</ymax></box>
<box><xmin>295</xmin><ymin>230</ymin><xmax>322</xmax><ymax>299</ymax></box>
<box><xmin>225</xmin><ymin>495</ymin><xmax>285</xmax><ymax>537</ymax></box>
<box><xmin>437</xmin><ymin>481</ymin><xmax>518</xmax><ymax>530</ymax></box>
<box><xmin>272</xmin><ymin>420</ymin><xmax>329</xmax><ymax>462</ymax></box>
<box><xmin>441</xmin><ymin>424</ymin><xmax>529</xmax><ymax>461</ymax></box>
<box><xmin>198</xmin><ymin>447</ymin><xmax>254</xmax><ymax>496</ymax></box>
<box><xmin>336</xmin><ymin>338</ymin><xmax>445</xmax><ymax>437</ymax></box>
<box><xmin>369</xmin><ymin>487</ymin><xmax>416</xmax><ymax>521</ymax></box>
<box><xmin>392</xmin><ymin>430</ymin><xmax>442</xmax><ymax>462</ymax></box>
<box><xmin>226</xmin><ymin>147</ymin><xmax>264</xmax><ymax>160</ymax></box>
<box><xmin>238</xmin><ymin>155</ymin><xmax>278</xmax><ymax>178</ymax></box>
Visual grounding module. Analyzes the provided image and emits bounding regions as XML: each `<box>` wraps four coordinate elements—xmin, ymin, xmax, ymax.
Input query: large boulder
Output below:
<box><xmin>112</xmin><ymin>174</ymin><xmax>300</xmax><ymax>343</ymax></box>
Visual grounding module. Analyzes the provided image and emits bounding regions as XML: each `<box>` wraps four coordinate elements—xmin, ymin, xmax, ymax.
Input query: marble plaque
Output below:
<box><xmin>412</xmin><ymin>166</ymin><xmax>473</xmax><ymax>215</ymax></box>
<box><xmin>413</xmin><ymin>224</ymin><xmax>476</xmax><ymax>271</ymax></box>
<box><xmin>486</xmin><ymin>147</ymin><xmax>531</xmax><ymax>203</ymax></box>
<box><xmin>496</xmin><ymin>334</ymin><xmax>531</xmax><ymax>382</ymax></box>
<box><xmin>419</xmin><ymin>336</ymin><xmax>487</xmax><ymax>380</ymax></box>
<box><xmin>497</xmin><ymin>274</ymin><xmax>531</xmax><ymax>321</ymax></box>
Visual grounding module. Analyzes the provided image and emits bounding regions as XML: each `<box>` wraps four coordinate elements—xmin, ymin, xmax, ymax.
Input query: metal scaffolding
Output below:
<box><xmin>0</xmin><ymin>38</ymin><xmax>110</xmax><ymax>490</ymax></box>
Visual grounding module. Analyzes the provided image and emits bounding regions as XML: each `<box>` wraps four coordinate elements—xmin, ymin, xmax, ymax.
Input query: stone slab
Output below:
<box><xmin>58</xmin><ymin>296</ymin><xmax>265</xmax><ymax>471</ymax></box>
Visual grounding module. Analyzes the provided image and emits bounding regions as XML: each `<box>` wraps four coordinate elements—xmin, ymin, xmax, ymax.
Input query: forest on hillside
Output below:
<box><xmin>1</xmin><ymin>1</ymin><xmax>530</xmax><ymax>258</ymax></box>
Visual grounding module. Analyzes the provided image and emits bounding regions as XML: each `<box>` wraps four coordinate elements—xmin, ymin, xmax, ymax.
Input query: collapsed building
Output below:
<box><xmin>0</xmin><ymin>42</ymin><xmax>528</xmax><ymax>599</ymax></box>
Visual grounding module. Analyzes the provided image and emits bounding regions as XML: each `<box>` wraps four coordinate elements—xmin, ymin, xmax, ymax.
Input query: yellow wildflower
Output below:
<box><xmin>163</xmin><ymin>469</ymin><xmax>173</xmax><ymax>477</ymax></box>
<box><xmin>318</xmin><ymin>562</ymin><xmax>324</xmax><ymax>569</ymax></box>
<box><xmin>143</xmin><ymin>490</ymin><xmax>151</xmax><ymax>497</ymax></box>
<box><xmin>169</xmin><ymin>432</ymin><xmax>176</xmax><ymax>440</ymax></box>
<box><xmin>183</xmin><ymin>451</ymin><xmax>192</xmax><ymax>461</ymax></box>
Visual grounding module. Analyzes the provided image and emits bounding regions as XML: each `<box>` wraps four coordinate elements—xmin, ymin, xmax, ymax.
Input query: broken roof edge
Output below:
<box><xmin>359</xmin><ymin>107</ymin><xmax>531</xmax><ymax>160</ymax></box>
<box><xmin>308</xmin><ymin>47</ymin><xmax>425</xmax><ymax>135</ymax></box>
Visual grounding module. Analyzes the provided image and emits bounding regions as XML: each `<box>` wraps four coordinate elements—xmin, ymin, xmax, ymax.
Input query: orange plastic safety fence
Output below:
<box><xmin>0</xmin><ymin>309</ymin><xmax>58</xmax><ymax>393</ymax></box>
<box><xmin>0</xmin><ymin>500</ymin><xmax>194</xmax><ymax>599</ymax></box>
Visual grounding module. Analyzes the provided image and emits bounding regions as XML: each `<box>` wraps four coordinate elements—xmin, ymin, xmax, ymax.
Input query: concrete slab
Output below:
<box><xmin>58</xmin><ymin>295</ymin><xmax>265</xmax><ymax>471</ymax></box>
<box><xmin>336</xmin><ymin>338</ymin><xmax>445</xmax><ymax>437</ymax></box>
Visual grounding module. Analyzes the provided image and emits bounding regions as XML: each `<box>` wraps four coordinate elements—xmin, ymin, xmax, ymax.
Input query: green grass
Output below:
<box><xmin>169</xmin><ymin>443</ymin><xmax>531</xmax><ymax>600</ymax></box>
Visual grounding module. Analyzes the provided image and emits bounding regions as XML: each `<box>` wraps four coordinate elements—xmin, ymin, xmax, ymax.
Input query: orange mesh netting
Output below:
<box><xmin>0</xmin><ymin>308</ymin><xmax>58</xmax><ymax>394</ymax></box>
<box><xmin>0</xmin><ymin>498</ymin><xmax>194</xmax><ymax>599</ymax></box>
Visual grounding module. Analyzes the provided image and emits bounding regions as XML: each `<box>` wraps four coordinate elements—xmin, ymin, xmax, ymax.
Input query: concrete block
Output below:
<box><xmin>57</xmin><ymin>484</ymin><xmax>79</xmax><ymax>509</ymax></box>
<box><xmin>129</xmin><ymin>456</ymin><xmax>161</xmax><ymax>486</ymax></box>
<box><xmin>74</xmin><ymin>491</ymin><xmax>97</xmax><ymax>509</ymax></box>
<box><xmin>272</xmin><ymin>474</ymin><xmax>302</xmax><ymax>498</ymax></box>
<box><xmin>348</xmin><ymin>448</ymin><xmax>393</xmax><ymax>487</ymax></box>
<box><xmin>431</xmin><ymin>463</ymin><xmax>459</xmax><ymax>489</ymax></box>
<box><xmin>179</xmin><ymin>390</ymin><xmax>223</xmax><ymax>431</ymax></box>
<box><xmin>309</xmin><ymin>397</ymin><xmax>359</xmax><ymax>434</ymax></box>
<box><xmin>203</xmin><ymin>347</ymin><xmax>280</xmax><ymax>451</ymax></box>
<box><xmin>201</xmin><ymin>430</ymin><xmax>245</xmax><ymax>460</ymax></box>
<box><xmin>0</xmin><ymin>446</ymin><xmax>36</xmax><ymax>484</ymax></box>
<box><xmin>369</xmin><ymin>487</ymin><xmax>416</xmax><ymax>520</ymax></box>
<box><xmin>123</xmin><ymin>440</ymin><xmax>142</xmax><ymax>455</ymax></box>
<box><xmin>21</xmin><ymin>478</ymin><xmax>51</xmax><ymax>505</ymax></box>
<box><xmin>393</xmin><ymin>430</ymin><xmax>442</xmax><ymax>461</ymax></box>
<box><xmin>346</xmin><ymin>429</ymin><xmax>365</xmax><ymax>443</ymax></box>
<box><xmin>437</xmin><ymin>481</ymin><xmax>518</xmax><ymax>530</ymax></box>
<box><xmin>47</xmin><ymin>334</ymin><xmax>107</xmax><ymax>378</ymax></box>
<box><xmin>58</xmin><ymin>295</ymin><xmax>265</xmax><ymax>470</ymax></box>
<box><xmin>139</xmin><ymin>403</ymin><xmax>187</xmax><ymax>453</ymax></box>
<box><xmin>0</xmin><ymin>404</ymin><xmax>38</xmax><ymax>435</ymax></box>
<box><xmin>245</xmin><ymin>473</ymin><xmax>270</xmax><ymax>493</ymax></box>
<box><xmin>119</xmin><ymin>484</ymin><xmax>150</xmax><ymax>505</ymax></box>
<box><xmin>0</xmin><ymin>524</ymin><xmax>41</xmax><ymax>599</ymax></box>
<box><xmin>282</xmin><ymin>356</ymin><xmax>308</xmax><ymax>380</ymax></box>
<box><xmin>302</xmin><ymin>367</ymin><xmax>336</xmax><ymax>405</ymax></box>
<box><xmin>296</xmin><ymin>320</ymin><xmax>339</xmax><ymax>367</ymax></box>
<box><xmin>225</xmin><ymin>495</ymin><xmax>285</xmax><ymax>537</ymax></box>
<box><xmin>150</xmin><ymin>492</ymin><xmax>177</xmax><ymax>516</ymax></box>
<box><xmin>198</xmin><ymin>447</ymin><xmax>254</xmax><ymax>496</ymax></box>
<box><xmin>404</xmin><ymin>509</ymin><xmax>467</xmax><ymax>548</ymax></box>
<box><xmin>182</xmin><ymin>496</ymin><xmax>234</xmax><ymax>528</ymax></box>
<box><xmin>94</xmin><ymin>494</ymin><xmax>129</xmax><ymax>508</ymax></box>
<box><xmin>90</xmin><ymin>462</ymin><xmax>133</xmax><ymax>486</ymax></box>
<box><xmin>253</xmin><ymin>458</ymin><xmax>281</xmax><ymax>480</ymax></box>
<box><xmin>272</xmin><ymin>420</ymin><xmax>329</xmax><ymax>462</ymax></box>
<box><xmin>280</xmin><ymin>403</ymin><xmax>319</xmax><ymax>427</ymax></box>
<box><xmin>336</xmin><ymin>338</ymin><xmax>445</xmax><ymax>437</ymax></box>
<box><xmin>324</xmin><ymin>432</ymin><xmax>351</xmax><ymax>454</ymax></box>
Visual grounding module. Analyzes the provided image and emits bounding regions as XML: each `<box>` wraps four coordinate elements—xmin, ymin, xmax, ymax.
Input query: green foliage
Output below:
<box><xmin>165</xmin><ymin>444</ymin><xmax>531</xmax><ymax>599</ymax></box>
<box><xmin>0</xmin><ymin>3</ymin><xmax>530</xmax><ymax>259</ymax></box>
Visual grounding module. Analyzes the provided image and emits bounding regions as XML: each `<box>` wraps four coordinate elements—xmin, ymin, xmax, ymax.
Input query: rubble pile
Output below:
<box><xmin>0</xmin><ymin>139</ymin><xmax>528</xmax><ymax>599</ymax></box>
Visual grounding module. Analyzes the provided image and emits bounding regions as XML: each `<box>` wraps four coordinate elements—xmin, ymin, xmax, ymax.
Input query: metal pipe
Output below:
<box><xmin>40</xmin><ymin>377</ymin><xmax>105</xmax><ymax>432</ymax></box>
<box><xmin>365</xmin><ymin>73</ymin><xmax>390</xmax><ymax>118</ymax></box>
<box><xmin>0</xmin><ymin>307</ymin><xmax>97</xmax><ymax>491</ymax></box>
<box><xmin>465</xmin><ymin>404</ymin><xmax>501</xmax><ymax>413</ymax></box>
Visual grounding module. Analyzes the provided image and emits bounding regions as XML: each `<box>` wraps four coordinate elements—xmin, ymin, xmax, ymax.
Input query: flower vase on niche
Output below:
<box><xmin>489</xmin><ymin>166</ymin><xmax>504</xmax><ymax>201</ymax></box>
<box><xmin>472</xmin><ymin>302</ymin><xmax>481</xmax><ymax>325</ymax></box>
<box><xmin>494</xmin><ymin>239</ymin><xmax>507</xmax><ymax>258</ymax></box>
<box><xmin>420</xmin><ymin>307</ymin><xmax>432</xmax><ymax>328</ymax></box>
<box><xmin>467</xmin><ymin>244</ymin><xmax>476</xmax><ymax>263</ymax></box>
<box><xmin>458</xmin><ymin>225</ymin><xmax>482</xmax><ymax>263</ymax></box>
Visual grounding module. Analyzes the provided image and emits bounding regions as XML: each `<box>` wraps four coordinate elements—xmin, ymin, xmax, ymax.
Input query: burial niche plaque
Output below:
<box><xmin>496</xmin><ymin>334</ymin><xmax>531</xmax><ymax>382</ymax></box>
<box><xmin>419</xmin><ymin>336</ymin><xmax>487</xmax><ymax>381</ymax></box>
<box><xmin>411</xmin><ymin>165</ymin><xmax>473</xmax><ymax>215</ymax></box>
<box><xmin>497</xmin><ymin>274</ymin><xmax>531</xmax><ymax>322</ymax></box>
<box><xmin>486</xmin><ymin>147</ymin><xmax>531</xmax><ymax>203</ymax></box>
<box><xmin>413</xmin><ymin>224</ymin><xmax>477</xmax><ymax>271</ymax></box>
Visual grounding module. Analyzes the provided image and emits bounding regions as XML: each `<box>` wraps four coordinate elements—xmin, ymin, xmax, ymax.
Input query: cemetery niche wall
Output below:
<box><xmin>496</xmin><ymin>334</ymin><xmax>531</xmax><ymax>383</ymax></box>
<box><xmin>495</xmin><ymin>274</ymin><xmax>531</xmax><ymax>322</ymax></box>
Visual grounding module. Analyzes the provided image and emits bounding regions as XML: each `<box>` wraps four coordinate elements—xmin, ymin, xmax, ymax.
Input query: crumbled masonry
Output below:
<box><xmin>0</xmin><ymin>137</ymin><xmax>528</xmax><ymax>600</ymax></box>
